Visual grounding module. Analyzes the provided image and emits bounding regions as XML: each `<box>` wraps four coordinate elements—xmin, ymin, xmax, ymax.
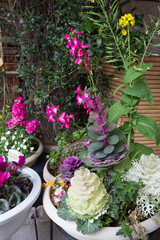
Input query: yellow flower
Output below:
<box><xmin>88</xmin><ymin>0</ymin><xmax>94</xmax><ymax>2</ymax></box>
<box><xmin>119</xmin><ymin>13</ymin><xmax>135</xmax><ymax>28</ymax></box>
<box><xmin>42</xmin><ymin>181</ymin><xmax>55</xmax><ymax>190</ymax></box>
<box><xmin>122</xmin><ymin>29</ymin><xmax>127</xmax><ymax>36</ymax></box>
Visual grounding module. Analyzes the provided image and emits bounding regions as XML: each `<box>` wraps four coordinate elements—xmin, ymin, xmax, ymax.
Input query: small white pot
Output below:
<box><xmin>0</xmin><ymin>167</ymin><xmax>41</xmax><ymax>240</ymax></box>
<box><xmin>43</xmin><ymin>159</ymin><xmax>55</xmax><ymax>182</ymax></box>
<box><xmin>25</xmin><ymin>137</ymin><xmax>43</xmax><ymax>167</ymax></box>
<box><xmin>43</xmin><ymin>186</ymin><xmax>160</xmax><ymax>240</ymax></box>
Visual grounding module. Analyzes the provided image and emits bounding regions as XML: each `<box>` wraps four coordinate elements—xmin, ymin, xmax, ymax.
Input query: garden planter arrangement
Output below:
<box><xmin>0</xmin><ymin>167</ymin><xmax>41</xmax><ymax>240</ymax></box>
<box><xmin>43</xmin><ymin>186</ymin><xmax>160</xmax><ymax>240</ymax></box>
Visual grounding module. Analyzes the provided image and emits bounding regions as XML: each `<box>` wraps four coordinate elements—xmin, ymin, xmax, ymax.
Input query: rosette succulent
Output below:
<box><xmin>60</xmin><ymin>156</ymin><xmax>84</xmax><ymax>181</ymax></box>
<box><xmin>77</xmin><ymin>90</ymin><xmax>129</xmax><ymax>168</ymax></box>
<box><xmin>66</xmin><ymin>168</ymin><xmax>110</xmax><ymax>220</ymax></box>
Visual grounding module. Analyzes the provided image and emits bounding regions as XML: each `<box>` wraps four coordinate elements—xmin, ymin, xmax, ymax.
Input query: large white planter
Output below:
<box><xmin>43</xmin><ymin>159</ymin><xmax>55</xmax><ymax>182</ymax></box>
<box><xmin>25</xmin><ymin>137</ymin><xmax>43</xmax><ymax>167</ymax></box>
<box><xmin>43</xmin><ymin>186</ymin><xmax>160</xmax><ymax>240</ymax></box>
<box><xmin>0</xmin><ymin>167</ymin><xmax>41</xmax><ymax>240</ymax></box>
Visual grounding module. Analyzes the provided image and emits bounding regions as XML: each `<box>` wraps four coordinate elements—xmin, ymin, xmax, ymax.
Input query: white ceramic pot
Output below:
<box><xmin>43</xmin><ymin>159</ymin><xmax>55</xmax><ymax>182</ymax></box>
<box><xmin>43</xmin><ymin>186</ymin><xmax>160</xmax><ymax>240</ymax></box>
<box><xmin>0</xmin><ymin>167</ymin><xmax>41</xmax><ymax>240</ymax></box>
<box><xmin>25</xmin><ymin>137</ymin><xmax>43</xmax><ymax>167</ymax></box>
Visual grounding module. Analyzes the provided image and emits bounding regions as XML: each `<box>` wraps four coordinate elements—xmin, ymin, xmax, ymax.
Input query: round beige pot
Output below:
<box><xmin>25</xmin><ymin>137</ymin><xmax>43</xmax><ymax>167</ymax></box>
<box><xmin>43</xmin><ymin>186</ymin><xmax>160</xmax><ymax>240</ymax></box>
<box><xmin>0</xmin><ymin>167</ymin><xmax>41</xmax><ymax>240</ymax></box>
<box><xmin>43</xmin><ymin>159</ymin><xmax>55</xmax><ymax>182</ymax></box>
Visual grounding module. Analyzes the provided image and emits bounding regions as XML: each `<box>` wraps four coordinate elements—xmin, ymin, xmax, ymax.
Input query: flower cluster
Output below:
<box><xmin>0</xmin><ymin>128</ymin><xmax>34</xmax><ymax>159</ymax></box>
<box><xmin>46</xmin><ymin>104</ymin><xmax>74</xmax><ymax>129</ymax></box>
<box><xmin>6</xmin><ymin>97</ymin><xmax>40</xmax><ymax>134</ymax></box>
<box><xmin>119</xmin><ymin>13</ymin><xmax>135</xmax><ymax>35</ymax></box>
<box><xmin>0</xmin><ymin>154</ymin><xmax>32</xmax><ymax>214</ymax></box>
<box><xmin>64</xmin><ymin>28</ymin><xmax>93</xmax><ymax>70</ymax></box>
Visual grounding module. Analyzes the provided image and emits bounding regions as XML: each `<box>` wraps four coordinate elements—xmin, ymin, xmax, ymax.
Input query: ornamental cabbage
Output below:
<box><xmin>67</xmin><ymin>168</ymin><xmax>110</xmax><ymax>220</ymax></box>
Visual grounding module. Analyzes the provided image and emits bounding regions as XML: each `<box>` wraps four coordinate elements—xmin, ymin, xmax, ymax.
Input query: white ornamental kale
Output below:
<box><xmin>67</xmin><ymin>168</ymin><xmax>110</xmax><ymax>220</ymax></box>
<box><xmin>124</xmin><ymin>154</ymin><xmax>160</xmax><ymax>217</ymax></box>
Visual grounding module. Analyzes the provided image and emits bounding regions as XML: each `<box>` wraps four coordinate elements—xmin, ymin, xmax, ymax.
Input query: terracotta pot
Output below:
<box><xmin>43</xmin><ymin>186</ymin><xmax>160</xmax><ymax>240</ymax></box>
<box><xmin>25</xmin><ymin>137</ymin><xmax>43</xmax><ymax>167</ymax></box>
<box><xmin>0</xmin><ymin>167</ymin><xmax>41</xmax><ymax>240</ymax></box>
<box><xmin>43</xmin><ymin>159</ymin><xmax>55</xmax><ymax>182</ymax></box>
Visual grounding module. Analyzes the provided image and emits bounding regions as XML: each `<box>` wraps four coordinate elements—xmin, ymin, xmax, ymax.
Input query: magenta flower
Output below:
<box><xmin>26</xmin><ymin>120</ymin><xmax>40</xmax><ymax>134</ymax></box>
<box><xmin>57</xmin><ymin>112</ymin><xmax>74</xmax><ymax>128</ymax></box>
<box><xmin>0</xmin><ymin>172</ymin><xmax>10</xmax><ymax>187</ymax></box>
<box><xmin>75</xmin><ymin>85</ymin><xmax>81</xmax><ymax>95</ymax></box>
<box><xmin>83</xmin><ymin>139</ymin><xmax>91</xmax><ymax>146</ymax></box>
<box><xmin>12</xmin><ymin>155</ymin><xmax>26</xmax><ymax>169</ymax></box>
<box><xmin>75</xmin><ymin>58</ymin><xmax>82</xmax><ymax>65</ymax></box>
<box><xmin>0</xmin><ymin>156</ymin><xmax>8</xmax><ymax>172</ymax></box>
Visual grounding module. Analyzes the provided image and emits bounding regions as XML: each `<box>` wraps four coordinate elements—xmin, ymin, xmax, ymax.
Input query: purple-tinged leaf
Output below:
<box><xmin>102</xmin><ymin>108</ymin><xmax>109</xmax><ymax>122</ymax></box>
<box><xmin>114</xmin><ymin>142</ymin><xmax>124</xmax><ymax>153</ymax></box>
<box><xmin>88</xmin><ymin>128</ymin><xmax>102</xmax><ymax>136</ymax></box>
<box><xmin>106</xmin><ymin>124</ymin><xmax>116</xmax><ymax>133</ymax></box>
<box><xmin>88</xmin><ymin>142</ymin><xmax>104</xmax><ymax>152</ymax></box>
<box><xmin>95</xmin><ymin>151</ymin><xmax>107</xmax><ymax>159</ymax></box>
<box><xmin>97</xmin><ymin>135</ymin><xmax>107</xmax><ymax>141</ymax></box>
<box><xmin>88</xmin><ymin>125</ymin><xmax>102</xmax><ymax>131</ymax></box>
<box><xmin>107</xmin><ymin>135</ymin><xmax>119</xmax><ymax>145</ymax></box>
<box><xmin>89</xmin><ymin>111</ymin><xmax>99</xmax><ymax>122</ymax></box>
<box><xmin>96</xmin><ymin>96</ymin><xmax>103</xmax><ymax>112</ymax></box>
<box><xmin>85</xmin><ymin>101</ymin><xmax>96</xmax><ymax>110</ymax></box>
<box><xmin>104</xmin><ymin>145</ymin><xmax>114</xmax><ymax>154</ymax></box>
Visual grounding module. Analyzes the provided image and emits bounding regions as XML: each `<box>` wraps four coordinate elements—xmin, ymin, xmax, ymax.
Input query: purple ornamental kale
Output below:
<box><xmin>60</xmin><ymin>156</ymin><xmax>84</xmax><ymax>181</ymax></box>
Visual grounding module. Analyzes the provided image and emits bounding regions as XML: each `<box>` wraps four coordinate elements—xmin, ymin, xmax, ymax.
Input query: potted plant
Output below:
<box><xmin>43</xmin><ymin>2</ymin><xmax>160</xmax><ymax>239</ymax></box>
<box><xmin>0</xmin><ymin>154</ymin><xmax>41</xmax><ymax>240</ymax></box>
<box><xmin>0</xmin><ymin>96</ymin><xmax>43</xmax><ymax>167</ymax></box>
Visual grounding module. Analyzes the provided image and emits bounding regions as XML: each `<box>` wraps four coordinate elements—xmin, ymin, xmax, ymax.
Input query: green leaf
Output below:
<box><xmin>0</xmin><ymin>199</ymin><xmax>9</xmax><ymax>214</ymax></box>
<box><xmin>114</xmin><ymin>142</ymin><xmax>124</xmax><ymax>153</ymax></box>
<box><xmin>123</xmin><ymin>63</ymin><xmax>153</xmax><ymax>84</ymax></box>
<box><xmin>95</xmin><ymin>151</ymin><xmax>107</xmax><ymax>158</ymax></box>
<box><xmin>133</xmin><ymin>115</ymin><xmax>160</xmax><ymax>146</ymax></box>
<box><xmin>7</xmin><ymin>185</ymin><xmax>22</xmax><ymax>195</ymax></box>
<box><xmin>97</xmin><ymin>135</ymin><xmax>106</xmax><ymax>141</ymax></box>
<box><xmin>107</xmin><ymin>135</ymin><xmax>119</xmax><ymax>145</ymax></box>
<box><xmin>121</xmin><ymin>92</ymin><xmax>140</xmax><ymax>106</ymax></box>
<box><xmin>88</xmin><ymin>143</ymin><xmax>104</xmax><ymax>152</ymax></box>
<box><xmin>129</xmin><ymin>142</ymin><xmax>154</xmax><ymax>160</ymax></box>
<box><xmin>9</xmin><ymin>192</ymin><xmax>21</xmax><ymax>208</ymax></box>
<box><xmin>104</xmin><ymin>145</ymin><xmax>114</xmax><ymax>154</ymax></box>
<box><xmin>123</xmin><ymin>79</ymin><xmax>153</xmax><ymax>105</ymax></box>
<box><xmin>108</xmin><ymin>102</ymin><xmax>129</xmax><ymax>124</ymax></box>
<box><xmin>114</xmin><ymin>156</ymin><xmax>131</xmax><ymax>172</ymax></box>
<box><xmin>76</xmin><ymin>218</ymin><xmax>101</xmax><ymax>235</ymax></box>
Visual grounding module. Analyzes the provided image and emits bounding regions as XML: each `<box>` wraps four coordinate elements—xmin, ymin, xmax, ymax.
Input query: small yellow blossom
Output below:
<box><xmin>119</xmin><ymin>13</ymin><xmax>135</xmax><ymax>28</ymax></box>
<box><xmin>122</xmin><ymin>29</ymin><xmax>127</xmax><ymax>36</ymax></box>
<box><xmin>88</xmin><ymin>0</ymin><xmax>94</xmax><ymax>2</ymax></box>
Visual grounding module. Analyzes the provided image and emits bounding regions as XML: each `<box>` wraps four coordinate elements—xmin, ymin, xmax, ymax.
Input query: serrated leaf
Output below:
<box><xmin>104</xmin><ymin>145</ymin><xmax>114</xmax><ymax>154</ymax></box>
<box><xmin>121</xmin><ymin>92</ymin><xmax>140</xmax><ymax>106</ymax></box>
<box><xmin>133</xmin><ymin>115</ymin><xmax>160</xmax><ymax>146</ymax></box>
<box><xmin>108</xmin><ymin>102</ymin><xmax>129</xmax><ymax>124</ymax></box>
<box><xmin>76</xmin><ymin>218</ymin><xmax>101</xmax><ymax>235</ymax></box>
<box><xmin>123</xmin><ymin>63</ymin><xmax>153</xmax><ymax>83</ymax></box>
<box><xmin>123</xmin><ymin>79</ymin><xmax>153</xmax><ymax>105</ymax></box>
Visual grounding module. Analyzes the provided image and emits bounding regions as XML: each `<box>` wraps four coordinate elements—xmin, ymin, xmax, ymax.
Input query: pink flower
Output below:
<box><xmin>12</xmin><ymin>155</ymin><xmax>26</xmax><ymax>169</ymax></box>
<box><xmin>70</xmin><ymin>27</ymin><xmax>74</xmax><ymax>32</ymax></box>
<box><xmin>51</xmin><ymin>105</ymin><xmax>59</xmax><ymax>117</ymax></box>
<box><xmin>83</xmin><ymin>139</ymin><xmax>91</xmax><ymax>146</ymax></box>
<box><xmin>0</xmin><ymin>172</ymin><xmax>10</xmax><ymax>187</ymax></box>
<box><xmin>57</xmin><ymin>112</ymin><xmax>74</xmax><ymax>128</ymax></box>
<box><xmin>75</xmin><ymin>58</ymin><xmax>82</xmax><ymax>65</ymax></box>
<box><xmin>26</xmin><ymin>120</ymin><xmax>40</xmax><ymax>134</ymax></box>
<box><xmin>0</xmin><ymin>156</ymin><xmax>8</xmax><ymax>172</ymax></box>
<box><xmin>75</xmin><ymin>85</ymin><xmax>81</xmax><ymax>95</ymax></box>
<box><xmin>64</xmin><ymin>34</ymin><xmax>69</xmax><ymax>40</ymax></box>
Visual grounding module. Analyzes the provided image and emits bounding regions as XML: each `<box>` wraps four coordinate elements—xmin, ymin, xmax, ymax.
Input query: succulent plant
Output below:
<box><xmin>83</xmin><ymin>94</ymin><xmax>128</xmax><ymax>168</ymax></box>
<box><xmin>66</xmin><ymin>168</ymin><xmax>110</xmax><ymax>220</ymax></box>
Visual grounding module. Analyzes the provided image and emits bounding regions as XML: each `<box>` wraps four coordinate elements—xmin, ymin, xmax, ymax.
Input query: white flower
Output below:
<box><xmin>12</xmin><ymin>136</ymin><xmax>15</xmax><ymax>140</ymax></box>
<box><xmin>15</xmin><ymin>141</ymin><xmax>17</xmax><ymax>144</ymax></box>
<box><xmin>21</xmin><ymin>134</ymin><xmax>23</xmax><ymax>138</ymax></box>
<box><xmin>23</xmin><ymin>139</ymin><xmax>27</xmax><ymax>143</ymax></box>
<box><xmin>5</xmin><ymin>141</ymin><xmax>9</xmax><ymax>146</ymax></box>
<box><xmin>23</xmin><ymin>145</ymin><xmax>27</xmax><ymax>149</ymax></box>
<box><xmin>17</xmin><ymin>147</ymin><xmax>20</xmax><ymax>150</ymax></box>
<box><xmin>6</xmin><ymin>131</ymin><xmax>11</xmax><ymax>135</ymax></box>
<box><xmin>1</xmin><ymin>136</ymin><xmax>6</xmax><ymax>141</ymax></box>
<box><xmin>30</xmin><ymin>147</ymin><xmax>34</xmax><ymax>151</ymax></box>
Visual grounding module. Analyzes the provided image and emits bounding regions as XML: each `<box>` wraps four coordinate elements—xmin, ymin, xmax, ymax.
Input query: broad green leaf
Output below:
<box><xmin>114</xmin><ymin>156</ymin><xmax>131</xmax><ymax>172</ymax></box>
<box><xmin>7</xmin><ymin>185</ymin><xmax>22</xmax><ymax>195</ymax></box>
<box><xmin>123</xmin><ymin>63</ymin><xmax>153</xmax><ymax>83</ymax></box>
<box><xmin>88</xmin><ymin>143</ymin><xmax>104</xmax><ymax>152</ymax></box>
<box><xmin>121</xmin><ymin>92</ymin><xmax>140</xmax><ymax>106</ymax></box>
<box><xmin>9</xmin><ymin>192</ymin><xmax>21</xmax><ymax>208</ymax></box>
<box><xmin>107</xmin><ymin>135</ymin><xmax>119</xmax><ymax>145</ymax></box>
<box><xmin>129</xmin><ymin>142</ymin><xmax>154</xmax><ymax>160</ymax></box>
<box><xmin>123</xmin><ymin>79</ymin><xmax>153</xmax><ymax>105</ymax></box>
<box><xmin>95</xmin><ymin>151</ymin><xmax>107</xmax><ymax>158</ymax></box>
<box><xmin>114</xmin><ymin>142</ymin><xmax>124</xmax><ymax>153</ymax></box>
<box><xmin>0</xmin><ymin>199</ymin><xmax>9</xmax><ymax>214</ymax></box>
<box><xmin>104</xmin><ymin>145</ymin><xmax>114</xmax><ymax>154</ymax></box>
<box><xmin>108</xmin><ymin>102</ymin><xmax>130</xmax><ymax>124</ymax></box>
<box><xmin>76</xmin><ymin>218</ymin><xmax>101</xmax><ymax>235</ymax></box>
<box><xmin>133</xmin><ymin>115</ymin><xmax>160</xmax><ymax>146</ymax></box>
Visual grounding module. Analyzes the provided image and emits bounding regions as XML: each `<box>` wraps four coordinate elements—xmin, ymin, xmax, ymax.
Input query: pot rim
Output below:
<box><xmin>43</xmin><ymin>186</ymin><xmax>160</xmax><ymax>240</ymax></box>
<box><xmin>0</xmin><ymin>167</ymin><xmax>41</xmax><ymax>224</ymax></box>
